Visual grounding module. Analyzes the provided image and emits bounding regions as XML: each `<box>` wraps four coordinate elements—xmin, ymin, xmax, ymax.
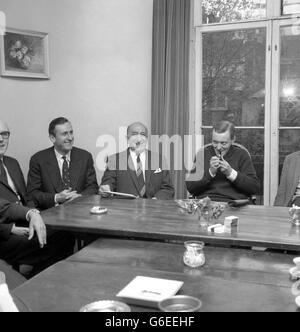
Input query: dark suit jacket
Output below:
<box><xmin>274</xmin><ymin>152</ymin><xmax>300</xmax><ymax>207</ymax></box>
<box><xmin>27</xmin><ymin>147</ymin><xmax>99</xmax><ymax>210</ymax></box>
<box><xmin>101</xmin><ymin>149</ymin><xmax>174</xmax><ymax>200</ymax></box>
<box><xmin>0</xmin><ymin>198</ymin><xmax>29</xmax><ymax>240</ymax></box>
<box><xmin>0</xmin><ymin>156</ymin><xmax>35</xmax><ymax>239</ymax></box>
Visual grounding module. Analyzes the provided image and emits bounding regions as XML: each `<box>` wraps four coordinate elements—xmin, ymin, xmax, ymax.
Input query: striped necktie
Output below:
<box><xmin>62</xmin><ymin>156</ymin><xmax>71</xmax><ymax>190</ymax></box>
<box><xmin>0</xmin><ymin>159</ymin><xmax>8</xmax><ymax>185</ymax></box>
<box><xmin>136</xmin><ymin>154</ymin><xmax>146</xmax><ymax>198</ymax></box>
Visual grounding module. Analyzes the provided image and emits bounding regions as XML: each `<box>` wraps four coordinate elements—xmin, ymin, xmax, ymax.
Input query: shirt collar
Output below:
<box><xmin>54</xmin><ymin>148</ymin><xmax>71</xmax><ymax>162</ymax></box>
<box><xmin>129</xmin><ymin>149</ymin><xmax>146</xmax><ymax>160</ymax></box>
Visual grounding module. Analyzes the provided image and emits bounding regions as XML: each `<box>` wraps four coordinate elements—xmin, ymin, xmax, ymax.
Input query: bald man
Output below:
<box><xmin>0</xmin><ymin>120</ymin><xmax>74</xmax><ymax>276</ymax></box>
<box><xmin>100</xmin><ymin>122</ymin><xmax>174</xmax><ymax>200</ymax></box>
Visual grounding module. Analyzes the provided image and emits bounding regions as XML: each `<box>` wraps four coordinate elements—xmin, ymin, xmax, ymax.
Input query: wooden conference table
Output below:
<box><xmin>11</xmin><ymin>196</ymin><xmax>300</xmax><ymax>312</ymax></box>
<box><xmin>40</xmin><ymin>195</ymin><xmax>300</xmax><ymax>251</ymax></box>
<box><xmin>12</xmin><ymin>238</ymin><xmax>300</xmax><ymax>312</ymax></box>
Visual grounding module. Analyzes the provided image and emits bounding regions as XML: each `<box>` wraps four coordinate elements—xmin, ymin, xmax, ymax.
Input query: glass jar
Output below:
<box><xmin>183</xmin><ymin>241</ymin><xmax>205</xmax><ymax>268</ymax></box>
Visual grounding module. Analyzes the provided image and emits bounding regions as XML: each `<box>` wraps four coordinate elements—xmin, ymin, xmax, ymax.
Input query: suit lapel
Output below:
<box><xmin>2</xmin><ymin>157</ymin><xmax>23</xmax><ymax>198</ymax></box>
<box><xmin>127</xmin><ymin>149</ymin><xmax>140</xmax><ymax>194</ymax></box>
<box><xmin>145</xmin><ymin>150</ymin><xmax>152</xmax><ymax>189</ymax></box>
<box><xmin>46</xmin><ymin>148</ymin><xmax>64</xmax><ymax>192</ymax></box>
<box><xmin>69</xmin><ymin>149</ymin><xmax>83</xmax><ymax>190</ymax></box>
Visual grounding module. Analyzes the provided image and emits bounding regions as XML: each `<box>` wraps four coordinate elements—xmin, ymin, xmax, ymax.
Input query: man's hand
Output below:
<box><xmin>28</xmin><ymin>212</ymin><xmax>47</xmax><ymax>248</ymax></box>
<box><xmin>209</xmin><ymin>156</ymin><xmax>220</xmax><ymax>176</ymax></box>
<box><xmin>11</xmin><ymin>225</ymin><xmax>29</xmax><ymax>237</ymax></box>
<box><xmin>0</xmin><ymin>272</ymin><xmax>5</xmax><ymax>285</ymax></box>
<box><xmin>219</xmin><ymin>159</ymin><xmax>233</xmax><ymax>177</ymax></box>
<box><xmin>65</xmin><ymin>193</ymin><xmax>82</xmax><ymax>203</ymax></box>
<box><xmin>56</xmin><ymin>189</ymin><xmax>79</xmax><ymax>204</ymax></box>
<box><xmin>99</xmin><ymin>185</ymin><xmax>112</xmax><ymax>197</ymax></box>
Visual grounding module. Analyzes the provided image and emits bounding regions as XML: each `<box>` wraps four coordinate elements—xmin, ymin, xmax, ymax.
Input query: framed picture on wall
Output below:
<box><xmin>0</xmin><ymin>28</ymin><xmax>50</xmax><ymax>79</ymax></box>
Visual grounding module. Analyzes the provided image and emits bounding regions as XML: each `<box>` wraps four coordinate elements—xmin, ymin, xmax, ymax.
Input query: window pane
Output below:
<box><xmin>202</xmin><ymin>29</ymin><xmax>266</xmax><ymax>126</ymax></box>
<box><xmin>202</xmin><ymin>0</ymin><xmax>267</xmax><ymax>24</ymax></box>
<box><xmin>202</xmin><ymin>128</ymin><xmax>264</xmax><ymax>204</ymax></box>
<box><xmin>282</xmin><ymin>0</ymin><xmax>300</xmax><ymax>15</ymax></box>
<box><xmin>279</xmin><ymin>26</ymin><xmax>300</xmax><ymax>126</ymax></box>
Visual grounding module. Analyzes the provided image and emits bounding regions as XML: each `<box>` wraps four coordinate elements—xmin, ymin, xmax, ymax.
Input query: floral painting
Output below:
<box><xmin>0</xmin><ymin>28</ymin><xmax>49</xmax><ymax>78</ymax></box>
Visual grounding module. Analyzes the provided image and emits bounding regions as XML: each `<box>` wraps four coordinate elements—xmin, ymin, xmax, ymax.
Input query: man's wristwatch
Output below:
<box><xmin>26</xmin><ymin>209</ymin><xmax>40</xmax><ymax>221</ymax></box>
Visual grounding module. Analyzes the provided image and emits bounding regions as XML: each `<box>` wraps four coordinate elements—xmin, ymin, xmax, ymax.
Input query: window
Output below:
<box><xmin>192</xmin><ymin>0</ymin><xmax>300</xmax><ymax>205</ymax></box>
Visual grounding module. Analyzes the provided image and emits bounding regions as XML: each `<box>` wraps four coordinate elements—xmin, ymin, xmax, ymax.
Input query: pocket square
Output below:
<box><xmin>154</xmin><ymin>168</ymin><xmax>162</xmax><ymax>174</ymax></box>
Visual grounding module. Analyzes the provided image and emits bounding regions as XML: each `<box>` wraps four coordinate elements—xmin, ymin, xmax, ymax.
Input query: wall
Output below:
<box><xmin>0</xmin><ymin>0</ymin><xmax>153</xmax><ymax>182</ymax></box>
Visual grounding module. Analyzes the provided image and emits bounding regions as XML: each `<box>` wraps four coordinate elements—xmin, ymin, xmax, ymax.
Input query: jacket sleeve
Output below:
<box><xmin>274</xmin><ymin>156</ymin><xmax>290</xmax><ymax>206</ymax></box>
<box><xmin>231</xmin><ymin>150</ymin><xmax>260</xmax><ymax>196</ymax></box>
<box><xmin>100</xmin><ymin>155</ymin><xmax>117</xmax><ymax>191</ymax></box>
<box><xmin>80</xmin><ymin>153</ymin><xmax>99</xmax><ymax>195</ymax></box>
<box><xmin>27</xmin><ymin>156</ymin><xmax>56</xmax><ymax>210</ymax></box>
<box><xmin>154</xmin><ymin>170</ymin><xmax>175</xmax><ymax>200</ymax></box>
<box><xmin>186</xmin><ymin>148</ymin><xmax>214</xmax><ymax>197</ymax></box>
<box><xmin>0</xmin><ymin>199</ymin><xmax>29</xmax><ymax>240</ymax></box>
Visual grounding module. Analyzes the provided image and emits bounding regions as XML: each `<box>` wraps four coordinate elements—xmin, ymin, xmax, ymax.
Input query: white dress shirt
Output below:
<box><xmin>129</xmin><ymin>149</ymin><xmax>146</xmax><ymax>181</ymax></box>
<box><xmin>54</xmin><ymin>149</ymin><xmax>71</xmax><ymax>177</ymax></box>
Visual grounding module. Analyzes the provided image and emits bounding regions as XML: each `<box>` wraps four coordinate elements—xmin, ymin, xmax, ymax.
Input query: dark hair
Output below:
<box><xmin>213</xmin><ymin>121</ymin><xmax>235</xmax><ymax>140</ymax></box>
<box><xmin>48</xmin><ymin>117</ymin><xmax>70</xmax><ymax>136</ymax></box>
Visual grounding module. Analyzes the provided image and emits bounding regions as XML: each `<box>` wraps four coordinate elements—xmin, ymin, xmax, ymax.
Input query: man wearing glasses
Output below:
<box><xmin>186</xmin><ymin>121</ymin><xmax>260</xmax><ymax>202</ymax></box>
<box><xmin>0</xmin><ymin>120</ymin><xmax>74</xmax><ymax>277</ymax></box>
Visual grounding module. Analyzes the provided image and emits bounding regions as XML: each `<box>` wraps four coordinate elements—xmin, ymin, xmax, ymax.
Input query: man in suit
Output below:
<box><xmin>0</xmin><ymin>120</ymin><xmax>74</xmax><ymax>275</ymax></box>
<box><xmin>274</xmin><ymin>151</ymin><xmax>300</xmax><ymax>207</ymax></box>
<box><xmin>27</xmin><ymin>117</ymin><xmax>99</xmax><ymax>210</ymax></box>
<box><xmin>100</xmin><ymin>122</ymin><xmax>174</xmax><ymax>200</ymax></box>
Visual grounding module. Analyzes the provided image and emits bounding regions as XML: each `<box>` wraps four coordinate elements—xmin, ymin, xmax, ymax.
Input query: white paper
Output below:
<box><xmin>0</xmin><ymin>284</ymin><xmax>19</xmax><ymax>312</ymax></box>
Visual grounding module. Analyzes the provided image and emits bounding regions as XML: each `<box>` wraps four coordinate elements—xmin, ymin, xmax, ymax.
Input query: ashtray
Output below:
<box><xmin>158</xmin><ymin>295</ymin><xmax>202</xmax><ymax>312</ymax></box>
<box><xmin>289</xmin><ymin>267</ymin><xmax>300</xmax><ymax>281</ymax></box>
<box><xmin>296</xmin><ymin>296</ymin><xmax>300</xmax><ymax>308</ymax></box>
<box><xmin>293</xmin><ymin>257</ymin><xmax>300</xmax><ymax>268</ymax></box>
<box><xmin>80</xmin><ymin>300</ymin><xmax>131</xmax><ymax>312</ymax></box>
<box><xmin>90</xmin><ymin>206</ymin><xmax>108</xmax><ymax>215</ymax></box>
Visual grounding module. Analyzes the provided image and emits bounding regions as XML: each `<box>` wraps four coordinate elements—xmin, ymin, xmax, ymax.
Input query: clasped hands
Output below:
<box><xmin>56</xmin><ymin>189</ymin><xmax>82</xmax><ymax>204</ymax></box>
<box><xmin>210</xmin><ymin>156</ymin><xmax>232</xmax><ymax>177</ymax></box>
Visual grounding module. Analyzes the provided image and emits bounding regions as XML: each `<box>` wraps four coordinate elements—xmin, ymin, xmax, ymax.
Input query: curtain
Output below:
<box><xmin>151</xmin><ymin>0</ymin><xmax>191</xmax><ymax>199</ymax></box>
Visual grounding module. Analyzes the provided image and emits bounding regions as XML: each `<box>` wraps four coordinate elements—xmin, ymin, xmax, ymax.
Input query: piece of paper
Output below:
<box><xmin>117</xmin><ymin>276</ymin><xmax>183</xmax><ymax>308</ymax></box>
<box><xmin>0</xmin><ymin>284</ymin><xmax>19</xmax><ymax>312</ymax></box>
<box><xmin>101</xmin><ymin>191</ymin><xmax>138</xmax><ymax>199</ymax></box>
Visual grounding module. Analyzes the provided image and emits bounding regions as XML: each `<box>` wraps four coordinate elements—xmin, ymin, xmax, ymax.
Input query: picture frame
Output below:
<box><xmin>0</xmin><ymin>27</ymin><xmax>50</xmax><ymax>79</ymax></box>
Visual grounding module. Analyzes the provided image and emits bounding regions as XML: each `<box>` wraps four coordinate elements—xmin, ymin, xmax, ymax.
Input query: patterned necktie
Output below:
<box><xmin>62</xmin><ymin>156</ymin><xmax>71</xmax><ymax>190</ymax></box>
<box><xmin>0</xmin><ymin>159</ymin><xmax>8</xmax><ymax>185</ymax></box>
<box><xmin>136</xmin><ymin>154</ymin><xmax>146</xmax><ymax>198</ymax></box>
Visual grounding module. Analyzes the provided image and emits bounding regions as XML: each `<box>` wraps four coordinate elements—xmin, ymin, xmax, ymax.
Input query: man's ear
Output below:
<box><xmin>49</xmin><ymin>135</ymin><xmax>56</xmax><ymax>144</ymax></box>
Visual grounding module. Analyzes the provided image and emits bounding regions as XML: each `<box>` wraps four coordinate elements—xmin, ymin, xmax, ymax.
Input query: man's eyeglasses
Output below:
<box><xmin>0</xmin><ymin>131</ymin><xmax>10</xmax><ymax>139</ymax></box>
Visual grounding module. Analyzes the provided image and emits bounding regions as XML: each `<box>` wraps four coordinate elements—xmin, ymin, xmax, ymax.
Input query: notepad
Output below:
<box><xmin>116</xmin><ymin>276</ymin><xmax>184</xmax><ymax>308</ymax></box>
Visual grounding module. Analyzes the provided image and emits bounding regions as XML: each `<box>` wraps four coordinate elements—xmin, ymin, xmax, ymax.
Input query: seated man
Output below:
<box><xmin>0</xmin><ymin>198</ymin><xmax>72</xmax><ymax>277</ymax></box>
<box><xmin>100</xmin><ymin>122</ymin><xmax>174</xmax><ymax>200</ymax></box>
<box><xmin>27</xmin><ymin>117</ymin><xmax>99</xmax><ymax>210</ymax></box>
<box><xmin>274</xmin><ymin>151</ymin><xmax>300</xmax><ymax>206</ymax></box>
<box><xmin>186</xmin><ymin>121</ymin><xmax>260</xmax><ymax>202</ymax></box>
<box><xmin>0</xmin><ymin>120</ymin><xmax>74</xmax><ymax>275</ymax></box>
